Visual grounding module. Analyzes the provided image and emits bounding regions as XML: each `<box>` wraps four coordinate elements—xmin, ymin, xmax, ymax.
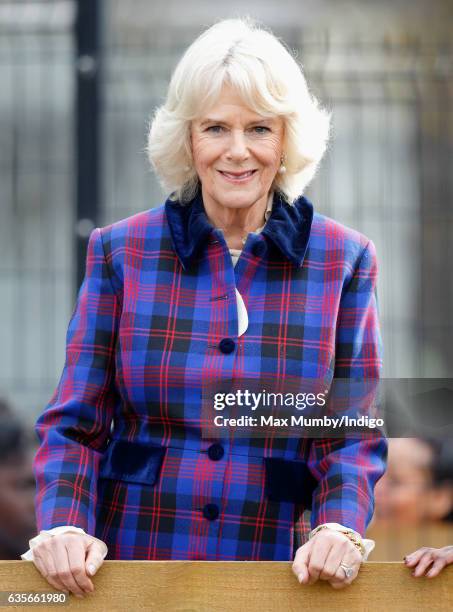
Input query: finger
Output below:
<box><xmin>65</xmin><ymin>537</ymin><xmax>94</xmax><ymax>594</ymax></box>
<box><xmin>52</xmin><ymin>539</ymin><xmax>86</xmax><ymax>598</ymax></box>
<box><xmin>33</xmin><ymin>547</ymin><xmax>69</xmax><ymax>594</ymax></box>
<box><xmin>292</xmin><ymin>542</ymin><xmax>312</xmax><ymax>585</ymax></box>
<box><xmin>307</xmin><ymin>537</ymin><xmax>334</xmax><ymax>585</ymax></box>
<box><xmin>426</xmin><ymin>558</ymin><xmax>447</xmax><ymax>578</ymax></box>
<box><xmin>404</xmin><ymin>548</ymin><xmax>429</xmax><ymax>567</ymax></box>
<box><xmin>85</xmin><ymin>540</ymin><xmax>106</xmax><ymax>577</ymax></box>
<box><xmin>319</xmin><ymin>542</ymin><xmax>344</xmax><ymax>581</ymax></box>
<box><xmin>412</xmin><ymin>551</ymin><xmax>434</xmax><ymax>577</ymax></box>
<box><xmin>331</xmin><ymin>545</ymin><xmax>362</xmax><ymax>587</ymax></box>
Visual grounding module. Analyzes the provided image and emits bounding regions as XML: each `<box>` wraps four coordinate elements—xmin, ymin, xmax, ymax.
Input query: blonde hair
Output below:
<box><xmin>147</xmin><ymin>17</ymin><xmax>331</xmax><ymax>204</ymax></box>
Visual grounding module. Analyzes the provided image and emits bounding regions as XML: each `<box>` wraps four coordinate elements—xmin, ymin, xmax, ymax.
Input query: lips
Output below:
<box><xmin>218</xmin><ymin>169</ymin><xmax>257</xmax><ymax>181</ymax></box>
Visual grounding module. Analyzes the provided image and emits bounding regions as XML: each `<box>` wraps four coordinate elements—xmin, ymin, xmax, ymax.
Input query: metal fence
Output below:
<box><xmin>0</xmin><ymin>0</ymin><xmax>452</xmax><ymax>423</ymax></box>
<box><xmin>0</xmin><ymin>0</ymin><xmax>76</xmax><ymax>422</ymax></box>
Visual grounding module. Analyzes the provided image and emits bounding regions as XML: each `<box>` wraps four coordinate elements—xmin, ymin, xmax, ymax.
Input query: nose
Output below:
<box><xmin>226</xmin><ymin>129</ymin><xmax>249</xmax><ymax>162</ymax></box>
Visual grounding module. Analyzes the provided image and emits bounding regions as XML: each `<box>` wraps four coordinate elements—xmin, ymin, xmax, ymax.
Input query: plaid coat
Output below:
<box><xmin>33</xmin><ymin>188</ymin><xmax>387</xmax><ymax>561</ymax></box>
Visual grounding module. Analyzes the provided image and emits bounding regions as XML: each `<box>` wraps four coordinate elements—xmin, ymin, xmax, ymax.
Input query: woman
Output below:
<box><xmin>375</xmin><ymin>437</ymin><xmax>453</xmax><ymax>579</ymax></box>
<box><xmin>22</xmin><ymin>18</ymin><xmax>387</xmax><ymax>597</ymax></box>
<box><xmin>374</xmin><ymin>437</ymin><xmax>453</xmax><ymax>524</ymax></box>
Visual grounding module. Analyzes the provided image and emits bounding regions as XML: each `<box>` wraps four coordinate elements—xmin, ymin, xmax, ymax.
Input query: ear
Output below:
<box><xmin>426</xmin><ymin>485</ymin><xmax>453</xmax><ymax>520</ymax></box>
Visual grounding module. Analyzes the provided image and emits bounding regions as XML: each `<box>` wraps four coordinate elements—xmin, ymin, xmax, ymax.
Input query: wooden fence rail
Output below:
<box><xmin>1</xmin><ymin>561</ymin><xmax>452</xmax><ymax>611</ymax></box>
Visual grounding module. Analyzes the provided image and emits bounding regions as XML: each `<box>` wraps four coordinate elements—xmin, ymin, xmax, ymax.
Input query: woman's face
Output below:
<box><xmin>373</xmin><ymin>438</ymin><xmax>453</xmax><ymax>524</ymax></box>
<box><xmin>190</xmin><ymin>84</ymin><xmax>284</xmax><ymax>213</ymax></box>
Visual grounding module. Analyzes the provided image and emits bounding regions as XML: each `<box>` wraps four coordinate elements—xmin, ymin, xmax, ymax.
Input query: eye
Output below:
<box><xmin>205</xmin><ymin>125</ymin><xmax>224</xmax><ymax>133</ymax></box>
<box><xmin>251</xmin><ymin>126</ymin><xmax>271</xmax><ymax>134</ymax></box>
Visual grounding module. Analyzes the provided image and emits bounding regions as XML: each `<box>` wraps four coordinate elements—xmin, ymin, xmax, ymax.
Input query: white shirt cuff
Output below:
<box><xmin>309</xmin><ymin>522</ymin><xmax>375</xmax><ymax>561</ymax></box>
<box><xmin>21</xmin><ymin>526</ymin><xmax>108</xmax><ymax>561</ymax></box>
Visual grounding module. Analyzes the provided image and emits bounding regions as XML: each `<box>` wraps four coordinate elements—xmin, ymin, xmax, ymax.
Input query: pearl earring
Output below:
<box><xmin>278</xmin><ymin>154</ymin><xmax>286</xmax><ymax>174</ymax></box>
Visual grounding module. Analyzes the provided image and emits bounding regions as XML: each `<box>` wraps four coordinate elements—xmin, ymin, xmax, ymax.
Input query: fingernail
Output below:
<box><xmin>87</xmin><ymin>564</ymin><xmax>96</xmax><ymax>575</ymax></box>
<box><xmin>75</xmin><ymin>594</ymin><xmax>84</xmax><ymax>599</ymax></box>
<box><xmin>297</xmin><ymin>573</ymin><xmax>305</xmax><ymax>584</ymax></box>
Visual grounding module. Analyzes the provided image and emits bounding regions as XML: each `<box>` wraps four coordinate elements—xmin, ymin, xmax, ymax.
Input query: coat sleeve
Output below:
<box><xmin>33</xmin><ymin>227</ymin><xmax>121</xmax><ymax>535</ymax></box>
<box><xmin>307</xmin><ymin>239</ymin><xmax>388</xmax><ymax>535</ymax></box>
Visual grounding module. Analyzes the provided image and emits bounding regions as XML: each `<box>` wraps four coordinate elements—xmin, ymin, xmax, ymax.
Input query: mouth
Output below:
<box><xmin>217</xmin><ymin>169</ymin><xmax>257</xmax><ymax>183</ymax></box>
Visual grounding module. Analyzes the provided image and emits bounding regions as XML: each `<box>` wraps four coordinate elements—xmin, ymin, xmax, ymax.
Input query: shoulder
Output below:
<box><xmin>91</xmin><ymin>204</ymin><xmax>167</xmax><ymax>290</ymax></box>
<box><xmin>94</xmin><ymin>204</ymin><xmax>168</xmax><ymax>264</ymax></box>
<box><xmin>97</xmin><ymin>204</ymin><xmax>166</xmax><ymax>247</ymax></box>
<box><xmin>310</xmin><ymin>211</ymin><xmax>376</xmax><ymax>262</ymax></box>
<box><xmin>307</xmin><ymin>212</ymin><xmax>378</xmax><ymax>284</ymax></box>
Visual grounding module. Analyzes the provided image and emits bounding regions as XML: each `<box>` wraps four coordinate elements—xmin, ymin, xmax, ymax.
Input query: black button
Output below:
<box><xmin>207</xmin><ymin>443</ymin><xmax>224</xmax><ymax>461</ymax></box>
<box><xmin>218</xmin><ymin>338</ymin><xmax>235</xmax><ymax>354</ymax></box>
<box><xmin>202</xmin><ymin>503</ymin><xmax>219</xmax><ymax>521</ymax></box>
<box><xmin>252</xmin><ymin>241</ymin><xmax>266</xmax><ymax>257</ymax></box>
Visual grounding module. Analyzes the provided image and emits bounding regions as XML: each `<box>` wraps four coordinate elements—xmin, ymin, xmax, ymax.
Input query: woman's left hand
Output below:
<box><xmin>292</xmin><ymin>529</ymin><xmax>363</xmax><ymax>589</ymax></box>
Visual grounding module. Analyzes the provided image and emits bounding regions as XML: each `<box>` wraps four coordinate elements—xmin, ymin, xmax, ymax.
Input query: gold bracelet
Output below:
<box><xmin>341</xmin><ymin>532</ymin><xmax>366</xmax><ymax>557</ymax></box>
<box><xmin>310</xmin><ymin>525</ymin><xmax>366</xmax><ymax>557</ymax></box>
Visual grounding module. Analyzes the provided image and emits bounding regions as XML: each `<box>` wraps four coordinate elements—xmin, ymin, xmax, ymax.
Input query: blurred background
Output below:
<box><xmin>0</xmin><ymin>0</ymin><xmax>452</xmax><ymax>560</ymax></box>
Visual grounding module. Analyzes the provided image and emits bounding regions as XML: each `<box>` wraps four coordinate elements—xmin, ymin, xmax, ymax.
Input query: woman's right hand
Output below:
<box><xmin>405</xmin><ymin>545</ymin><xmax>453</xmax><ymax>578</ymax></box>
<box><xmin>31</xmin><ymin>532</ymin><xmax>106</xmax><ymax>598</ymax></box>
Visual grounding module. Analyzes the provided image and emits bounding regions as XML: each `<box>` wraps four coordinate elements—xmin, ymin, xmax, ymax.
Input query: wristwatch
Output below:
<box><xmin>309</xmin><ymin>523</ymin><xmax>366</xmax><ymax>557</ymax></box>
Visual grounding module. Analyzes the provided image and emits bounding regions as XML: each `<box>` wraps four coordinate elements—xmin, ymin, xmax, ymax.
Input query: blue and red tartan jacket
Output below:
<box><xmin>33</xmin><ymin>188</ymin><xmax>387</xmax><ymax>561</ymax></box>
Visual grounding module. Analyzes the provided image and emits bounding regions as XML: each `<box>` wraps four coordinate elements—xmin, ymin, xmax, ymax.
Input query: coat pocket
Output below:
<box><xmin>99</xmin><ymin>439</ymin><xmax>166</xmax><ymax>486</ymax></box>
<box><xmin>264</xmin><ymin>457</ymin><xmax>319</xmax><ymax>507</ymax></box>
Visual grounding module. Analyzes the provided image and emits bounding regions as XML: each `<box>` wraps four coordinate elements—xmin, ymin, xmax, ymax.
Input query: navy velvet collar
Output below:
<box><xmin>164</xmin><ymin>185</ymin><xmax>313</xmax><ymax>270</ymax></box>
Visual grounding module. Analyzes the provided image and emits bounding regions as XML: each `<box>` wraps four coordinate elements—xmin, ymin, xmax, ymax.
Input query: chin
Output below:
<box><xmin>214</xmin><ymin>190</ymin><xmax>262</xmax><ymax>209</ymax></box>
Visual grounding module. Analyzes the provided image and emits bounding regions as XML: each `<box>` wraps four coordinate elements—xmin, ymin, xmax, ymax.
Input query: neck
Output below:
<box><xmin>202</xmin><ymin>189</ymin><xmax>270</xmax><ymax>250</ymax></box>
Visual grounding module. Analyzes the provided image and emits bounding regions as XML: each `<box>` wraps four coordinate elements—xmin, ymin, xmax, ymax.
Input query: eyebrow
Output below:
<box><xmin>199</xmin><ymin>117</ymin><xmax>275</xmax><ymax>127</ymax></box>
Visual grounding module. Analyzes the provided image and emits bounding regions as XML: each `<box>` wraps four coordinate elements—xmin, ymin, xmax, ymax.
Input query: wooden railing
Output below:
<box><xmin>1</xmin><ymin>561</ymin><xmax>452</xmax><ymax>611</ymax></box>
<box><xmin>366</xmin><ymin>521</ymin><xmax>453</xmax><ymax>562</ymax></box>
